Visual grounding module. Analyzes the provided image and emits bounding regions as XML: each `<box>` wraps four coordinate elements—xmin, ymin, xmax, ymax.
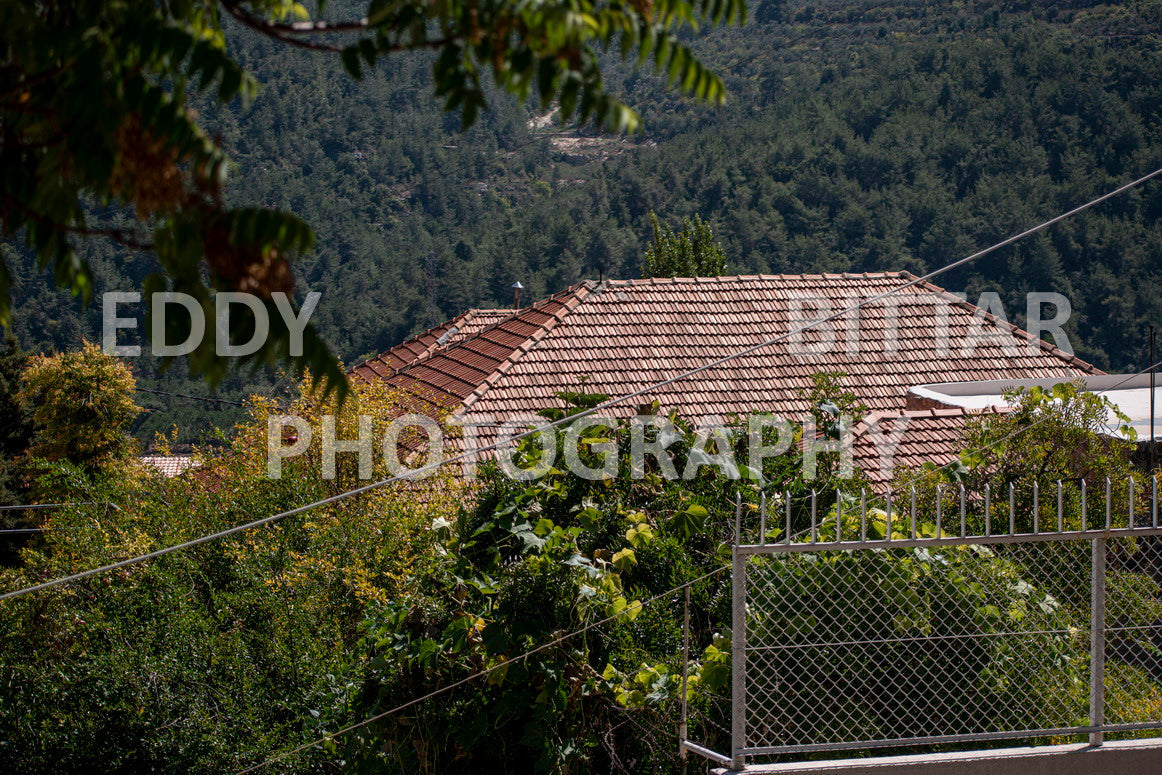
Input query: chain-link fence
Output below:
<box><xmin>682</xmin><ymin>481</ymin><xmax>1162</xmax><ymax>770</ymax></box>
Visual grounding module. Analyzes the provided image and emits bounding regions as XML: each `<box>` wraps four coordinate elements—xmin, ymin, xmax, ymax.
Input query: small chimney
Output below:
<box><xmin>511</xmin><ymin>281</ymin><xmax>525</xmax><ymax>308</ymax></box>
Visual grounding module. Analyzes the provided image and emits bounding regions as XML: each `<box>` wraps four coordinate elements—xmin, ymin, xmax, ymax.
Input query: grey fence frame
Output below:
<box><xmin>680</xmin><ymin>480</ymin><xmax>1162</xmax><ymax>771</ymax></box>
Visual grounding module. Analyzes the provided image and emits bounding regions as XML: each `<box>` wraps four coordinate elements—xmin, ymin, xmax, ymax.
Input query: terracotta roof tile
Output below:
<box><xmin>360</xmin><ymin>273</ymin><xmax>1100</xmax><ymax>450</ymax></box>
<box><xmin>349</xmin><ymin>307</ymin><xmax>517</xmax><ymax>382</ymax></box>
<box><xmin>850</xmin><ymin>406</ymin><xmax>1012</xmax><ymax>489</ymax></box>
<box><xmin>140</xmin><ymin>454</ymin><xmax>201</xmax><ymax>477</ymax></box>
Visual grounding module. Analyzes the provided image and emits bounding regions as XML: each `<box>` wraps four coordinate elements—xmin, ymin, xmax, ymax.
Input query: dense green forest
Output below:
<box><xmin>4</xmin><ymin>0</ymin><xmax>1162</xmax><ymax>443</ymax></box>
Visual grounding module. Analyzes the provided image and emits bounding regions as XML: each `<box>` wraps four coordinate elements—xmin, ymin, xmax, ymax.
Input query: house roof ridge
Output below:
<box><xmin>457</xmin><ymin>283</ymin><xmax>595</xmax><ymax>414</ymax></box>
<box><xmin>440</xmin><ymin>284</ymin><xmax>587</xmax><ymax>353</ymax></box>
<box><xmin>602</xmin><ymin>271</ymin><xmax>904</xmax><ymax>287</ymax></box>
<box><xmin>349</xmin><ymin>295</ymin><xmax>569</xmax><ymax>381</ymax></box>
<box><xmin>411</xmin><ymin>306</ymin><xmax>526</xmax><ymax>360</ymax></box>
<box><xmin>852</xmin><ymin>404</ymin><xmax>1015</xmax><ymax>437</ymax></box>
<box><xmin>348</xmin><ymin>309</ymin><xmax>479</xmax><ymax>377</ymax></box>
<box><xmin>370</xmin><ymin>283</ymin><xmax>590</xmax><ymax>385</ymax></box>
<box><xmin>411</xmin><ymin>308</ymin><xmax>496</xmax><ymax>363</ymax></box>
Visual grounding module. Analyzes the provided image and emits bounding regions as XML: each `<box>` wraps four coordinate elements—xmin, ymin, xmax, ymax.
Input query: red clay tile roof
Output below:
<box><xmin>140</xmin><ymin>454</ymin><xmax>201</xmax><ymax>477</ymax></box>
<box><xmin>356</xmin><ymin>273</ymin><xmax>1099</xmax><ymax>433</ymax></box>
<box><xmin>850</xmin><ymin>406</ymin><xmax>1013</xmax><ymax>489</ymax></box>
<box><xmin>350</xmin><ymin>308</ymin><xmax>518</xmax><ymax>382</ymax></box>
<box><xmin>350</xmin><ymin>286</ymin><xmax>589</xmax><ymax>410</ymax></box>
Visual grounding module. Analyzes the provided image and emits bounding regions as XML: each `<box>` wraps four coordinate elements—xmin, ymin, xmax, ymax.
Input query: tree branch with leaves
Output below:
<box><xmin>0</xmin><ymin>0</ymin><xmax>745</xmax><ymax>396</ymax></box>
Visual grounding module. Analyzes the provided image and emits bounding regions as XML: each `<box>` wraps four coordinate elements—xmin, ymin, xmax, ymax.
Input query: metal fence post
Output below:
<box><xmin>670</xmin><ymin>481</ymin><xmax>1162</xmax><ymax>768</ymax></box>
<box><xmin>680</xmin><ymin>583</ymin><xmax>690</xmax><ymax>771</ymax></box>
<box><xmin>1090</xmin><ymin>537</ymin><xmax>1107</xmax><ymax>747</ymax></box>
<box><xmin>731</xmin><ymin>496</ymin><xmax>747</xmax><ymax>771</ymax></box>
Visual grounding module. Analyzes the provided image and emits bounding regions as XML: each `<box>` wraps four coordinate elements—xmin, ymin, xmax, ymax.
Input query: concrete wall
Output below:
<box><xmin>710</xmin><ymin>739</ymin><xmax>1162</xmax><ymax>775</ymax></box>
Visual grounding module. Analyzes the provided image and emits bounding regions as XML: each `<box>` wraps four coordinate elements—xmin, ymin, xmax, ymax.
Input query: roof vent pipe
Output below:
<box><xmin>512</xmin><ymin>281</ymin><xmax>525</xmax><ymax>309</ymax></box>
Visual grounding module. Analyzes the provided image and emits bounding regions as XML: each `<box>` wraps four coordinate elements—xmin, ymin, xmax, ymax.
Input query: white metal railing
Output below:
<box><xmin>680</xmin><ymin>479</ymin><xmax>1162</xmax><ymax>771</ymax></box>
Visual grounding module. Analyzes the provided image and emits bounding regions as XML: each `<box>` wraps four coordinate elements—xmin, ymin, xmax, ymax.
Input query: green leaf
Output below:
<box><xmin>511</xmin><ymin>521</ymin><xmax>547</xmax><ymax>551</ymax></box>
<box><xmin>576</xmin><ymin>506</ymin><xmax>602</xmax><ymax>530</ymax></box>
<box><xmin>666</xmin><ymin>503</ymin><xmax>708</xmax><ymax>539</ymax></box>
<box><xmin>625</xmin><ymin>522</ymin><xmax>654</xmax><ymax>548</ymax></box>
<box><xmin>611</xmin><ymin>548</ymin><xmax>636</xmax><ymax>571</ymax></box>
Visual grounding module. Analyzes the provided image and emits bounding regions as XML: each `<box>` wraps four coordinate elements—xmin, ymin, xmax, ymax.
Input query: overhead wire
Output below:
<box><xmin>0</xmin><ymin>502</ymin><xmax>115</xmax><ymax>512</ymax></box>
<box><xmin>1</xmin><ymin>166</ymin><xmax>1159</xmax><ymax>604</ymax></box>
<box><xmin>235</xmin><ymin>564</ymin><xmax>729</xmax><ymax>774</ymax></box>
<box><xmin>228</xmin><ymin>168</ymin><xmax>1162</xmax><ymax>769</ymax></box>
<box><xmin>135</xmin><ymin>387</ymin><xmax>247</xmax><ymax>406</ymax></box>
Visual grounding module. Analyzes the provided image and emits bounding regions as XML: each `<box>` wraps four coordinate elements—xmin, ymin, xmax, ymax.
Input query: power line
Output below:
<box><xmin>235</xmin><ymin>565</ymin><xmax>729</xmax><ymax>774</ymax></box>
<box><xmin>135</xmin><ymin>387</ymin><xmax>247</xmax><ymax>406</ymax></box>
<box><xmin>0</xmin><ymin>528</ymin><xmax>71</xmax><ymax>534</ymax></box>
<box><xmin>0</xmin><ymin>502</ymin><xmax>119</xmax><ymax>512</ymax></box>
<box><xmin>247</xmin><ymin>367</ymin><xmax>1162</xmax><ymax>766</ymax></box>
<box><xmin>0</xmin><ymin>166</ymin><xmax>1158</xmax><ymax>604</ymax></box>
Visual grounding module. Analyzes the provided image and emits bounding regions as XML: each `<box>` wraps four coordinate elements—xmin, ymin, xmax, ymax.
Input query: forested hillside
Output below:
<box><xmin>4</xmin><ymin>0</ymin><xmax>1161</xmax><ymax>442</ymax></box>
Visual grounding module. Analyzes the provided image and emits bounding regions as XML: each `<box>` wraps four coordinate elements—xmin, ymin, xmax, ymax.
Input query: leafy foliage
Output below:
<box><xmin>327</xmin><ymin>0</ymin><xmax>745</xmax><ymax>130</ymax></box>
<box><xmin>0</xmin><ymin>334</ymin><xmax>32</xmax><ymax>511</ymax></box>
<box><xmin>642</xmin><ymin>211</ymin><xmax>727</xmax><ymax>277</ymax></box>
<box><xmin>17</xmin><ymin>342</ymin><xmax>142</xmax><ymax>477</ymax></box>
<box><xmin>0</xmin><ymin>373</ymin><xmax>462</xmax><ymax>773</ymax></box>
<box><xmin>0</xmin><ymin>0</ymin><xmax>343</xmax><ymax>394</ymax></box>
<box><xmin>336</xmin><ymin>388</ymin><xmax>863</xmax><ymax>771</ymax></box>
<box><xmin>904</xmin><ymin>381</ymin><xmax>1144</xmax><ymax>538</ymax></box>
<box><xmin>961</xmin><ymin>381</ymin><xmax>1139</xmax><ymax>484</ymax></box>
<box><xmin>0</xmin><ymin>0</ymin><xmax>743</xmax><ymax>395</ymax></box>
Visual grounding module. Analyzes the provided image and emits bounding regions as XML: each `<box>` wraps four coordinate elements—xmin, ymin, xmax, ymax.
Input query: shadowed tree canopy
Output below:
<box><xmin>0</xmin><ymin>0</ymin><xmax>745</xmax><ymax>397</ymax></box>
<box><xmin>0</xmin><ymin>334</ymin><xmax>32</xmax><ymax>509</ymax></box>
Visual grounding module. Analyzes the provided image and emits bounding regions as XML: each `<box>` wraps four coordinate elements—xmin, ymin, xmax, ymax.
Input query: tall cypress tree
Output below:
<box><xmin>642</xmin><ymin>212</ymin><xmax>728</xmax><ymax>278</ymax></box>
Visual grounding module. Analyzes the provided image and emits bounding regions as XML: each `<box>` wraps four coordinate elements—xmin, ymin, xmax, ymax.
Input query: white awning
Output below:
<box><xmin>909</xmin><ymin>374</ymin><xmax>1162</xmax><ymax>440</ymax></box>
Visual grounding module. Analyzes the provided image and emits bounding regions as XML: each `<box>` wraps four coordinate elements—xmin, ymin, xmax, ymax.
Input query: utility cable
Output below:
<box><xmin>135</xmin><ymin>387</ymin><xmax>247</xmax><ymax>406</ymax></box>
<box><xmin>1</xmin><ymin>167</ymin><xmax>1158</xmax><ymax>603</ymax></box>
<box><xmin>235</xmin><ymin>564</ymin><xmax>728</xmax><ymax>774</ymax></box>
